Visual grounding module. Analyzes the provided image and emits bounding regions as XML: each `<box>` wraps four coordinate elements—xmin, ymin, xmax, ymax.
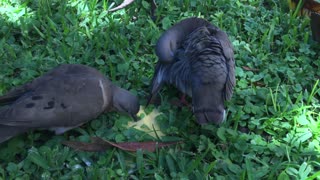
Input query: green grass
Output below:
<box><xmin>0</xmin><ymin>0</ymin><xmax>320</xmax><ymax>179</ymax></box>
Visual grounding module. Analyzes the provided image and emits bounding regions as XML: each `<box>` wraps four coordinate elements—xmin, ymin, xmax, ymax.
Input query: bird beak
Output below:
<box><xmin>131</xmin><ymin>114</ymin><xmax>138</xmax><ymax>121</ymax></box>
<box><xmin>145</xmin><ymin>94</ymin><xmax>153</xmax><ymax>108</ymax></box>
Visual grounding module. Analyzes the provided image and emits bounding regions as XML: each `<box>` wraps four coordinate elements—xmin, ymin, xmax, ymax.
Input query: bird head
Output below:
<box><xmin>193</xmin><ymin>107</ymin><xmax>226</xmax><ymax>125</ymax></box>
<box><xmin>191</xmin><ymin>78</ymin><xmax>227</xmax><ymax>125</ymax></box>
<box><xmin>112</xmin><ymin>86</ymin><xmax>140</xmax><ymax>120</ymax></box>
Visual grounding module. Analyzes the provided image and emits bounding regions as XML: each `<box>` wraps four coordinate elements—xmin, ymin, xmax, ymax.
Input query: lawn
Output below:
<box><xmin>0</xmin><ymin>0</ymin><xmax>320</xmax><ymax>179</ymax></box>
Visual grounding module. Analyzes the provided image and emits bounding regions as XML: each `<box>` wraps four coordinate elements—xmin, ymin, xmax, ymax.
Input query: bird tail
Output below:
<box><xmin>146</xmin><ymin>63</ymin><xmax>168</xmax><ymax>107</ymax></box>
<box><xmin>0</xmin><ymin>85</ymin><xmax>30</xmax><ymax>105</ymax></box>
<box><xmin>0</xmin><ymin>92</ymin><xmax>22</xmax><ymax>105</ymax></box>
<box><xmin>0</xmin><ymin>125</ymin><xmax>29</xmax><ymax>144</ymax></box>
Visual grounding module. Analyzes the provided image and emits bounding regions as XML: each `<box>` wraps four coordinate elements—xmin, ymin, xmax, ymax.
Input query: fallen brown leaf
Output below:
<box><xmin>62</xmin><ymin>137</ymin><xmax>182</xmax><ymax>152</ymax></box>
<box><xmin>242</xmin><ymin>66</ymin><xmax>260</xmax><ymax>72</ymax></box>
<box><xmin>253</xmin><ymin>81</ymin><xmax>266</xmax><ymax>87</ymax></box>
<box><xmin>62</xmin><ymin>138</ymin><xmax>110</xmax><ymax>152</ymax></box>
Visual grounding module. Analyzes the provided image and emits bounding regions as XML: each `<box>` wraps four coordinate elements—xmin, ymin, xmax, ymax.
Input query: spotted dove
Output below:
<box><xmin>0</xmin><ymin>64</ymin><xmax>140</xmax><ymax>143</ymax></box>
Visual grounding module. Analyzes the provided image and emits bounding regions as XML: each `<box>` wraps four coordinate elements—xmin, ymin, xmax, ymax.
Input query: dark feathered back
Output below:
<box><xmin>156</xmin><ymin>17</ymin><xmax>215</xmax><ymax>63</ymax></box>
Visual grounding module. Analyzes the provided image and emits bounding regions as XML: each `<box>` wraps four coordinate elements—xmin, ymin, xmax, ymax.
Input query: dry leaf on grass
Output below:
<box><xmin>63</xmin><ymin>137</ymin><xmax>182</xmax><ymax>152</ymax></box>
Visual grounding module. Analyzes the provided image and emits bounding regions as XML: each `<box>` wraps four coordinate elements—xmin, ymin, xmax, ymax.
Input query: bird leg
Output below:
<box><xmin>311</xmin><ymin>12</ymin><xmax>320</xmax><ymax>42</ymax></box>
<box><xmin>180</xmin><ymin>94</ymin><xmax>191</xmax><ymax>108</ymax></box>
<box><xmin>170</xmin><ymin>93</ymin><xmax>192</xmax><ymax>110</ymax></box>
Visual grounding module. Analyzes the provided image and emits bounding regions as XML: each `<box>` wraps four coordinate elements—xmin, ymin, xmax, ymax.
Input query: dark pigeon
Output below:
<box><xmin>148</xmin><ymin>17</ymin><xmax>236</xmax><ymax>125</ymax></box>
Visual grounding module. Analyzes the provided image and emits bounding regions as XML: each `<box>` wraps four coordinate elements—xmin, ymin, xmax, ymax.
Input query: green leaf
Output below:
<box><xmin>277</xmin><ymin>171</ymin><xmax>290</xmax><ymax>180</ymax></box>
<box><xmin>154</xmin><ymin>173</ymin><xmax>164</xmax><ymax>180</ymax></box>
<box><xmin>95</xmin><ymin>59</ymin><xmax>105</xmax><ymax>65</ymax></box>
<box><xmin>296</xmin><ymin>114</ymin><xmax>309</xmax><ymax>125</ymax></box>
<box><xmin>161</xmin><ymin>17</ymin><xmax>172</xmax><ymax>30</ymax></box>
<box><xmin>306</xmin><ymin>170</ymin><xmax>320</xmax><ymax>180</ymax></box>
<box><xmin>296</xmin><ymin>131</ymin><xmax>313</xmax><ymax>144</ymax></box>
<box><xmin>298</xmin><ymin>162</ymin><xmax>311</xmax><ymax>180</ymax></box>
<box><xmin>136</xmin><ymin>149</ymin><xmax>144</xmax><ymax>174</ymax></box>
<box><xmin>142</xmin><ymin>1</ymin><xmax>150</xmax><ymax>9</ymax></box>
<box><xmin>27</xmin><ymin>148</ymin><xmax>50</xmax><ymax>170</ymax></box>
<box><xmin>165</xmin><ymin>154</ymin><xmax>176</xmax><ymax>175</ymax></box>
<box><xmin>217</xmin><ymin>127</ymin><xmax>226</xmax><ymax>142</ymax></box>
<box><xmin>286</xmin><ymin>167</ymin><xmax>298</xmax><ymax>177</ymax></box>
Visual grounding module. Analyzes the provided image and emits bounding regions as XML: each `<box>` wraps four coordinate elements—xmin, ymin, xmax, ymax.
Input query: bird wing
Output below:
<box><xmin>215</xmin><ymin>29</ymin><xmax>236</xmax><ymax>101</ymax></box>
<box><xmin>148</xmin><ymin>44</ymin><xmax>192</xmax><ymax>105</ymax></box>
<box><xmin>166</xmin><ymin>49</ymin><xmax>192</xmax><ymax>96</ymax></box>
<box><xmin>147</xmin><ymin>62</ymin><xmax>169</xmax><ymax>105</ymax></box>
<box><xmin>0</xmin><ymin>75</ymin><xmax>109</xmax><ymax>129</ymax></box>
